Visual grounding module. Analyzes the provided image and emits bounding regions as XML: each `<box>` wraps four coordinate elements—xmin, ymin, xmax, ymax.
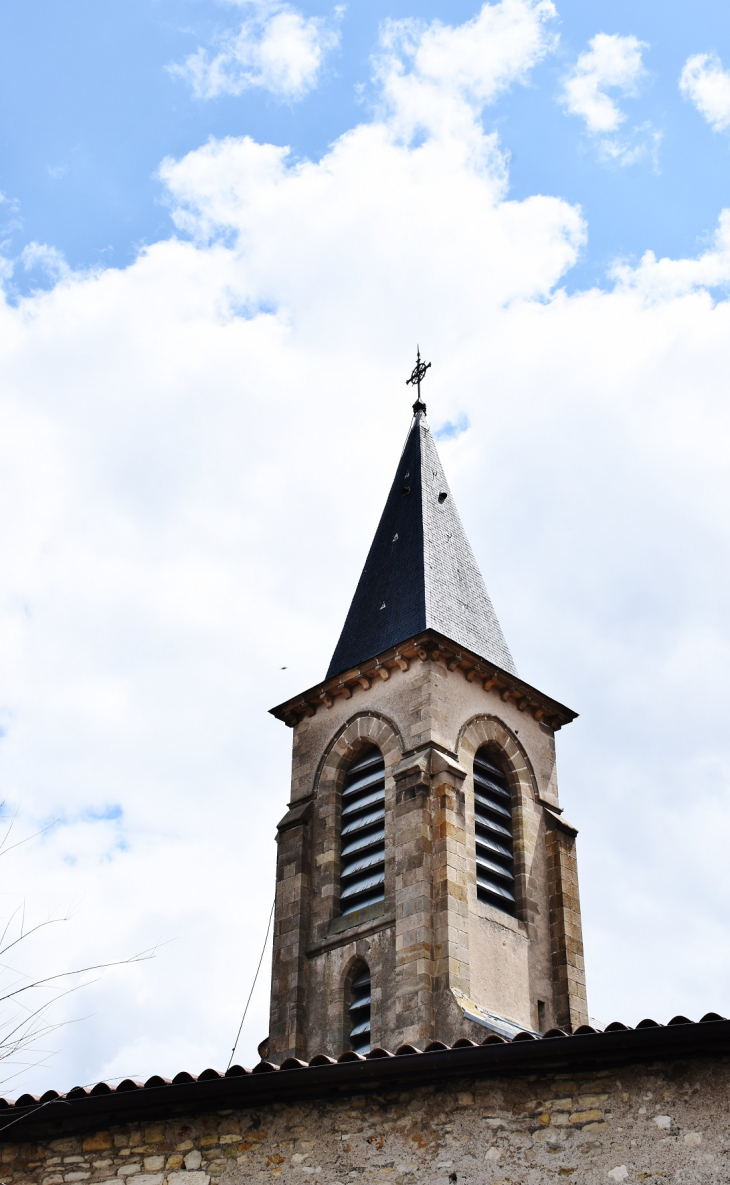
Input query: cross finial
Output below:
<box><xmin>406</xmin><ymin>345</ymin><xmax>431</xmax><ymax>414</ymax></box>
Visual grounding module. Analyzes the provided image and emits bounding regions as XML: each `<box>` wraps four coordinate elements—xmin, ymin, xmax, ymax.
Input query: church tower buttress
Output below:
<box><xmin>268</xmin><ymin>396</ymin><xmax>587</xmax><ymax>1061</ymax></box>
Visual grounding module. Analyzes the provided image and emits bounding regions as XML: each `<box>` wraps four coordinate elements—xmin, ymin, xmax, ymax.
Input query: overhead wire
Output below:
<box><xmin>226</xmin><ymin>896</ymin><xmax>275</xmax><ymax>1071</ymax></box>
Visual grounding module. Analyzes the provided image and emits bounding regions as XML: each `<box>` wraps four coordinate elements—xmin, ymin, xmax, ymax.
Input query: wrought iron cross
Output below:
<box><xmin>406</xmin><ymin>346</ymin><xmax>431</xmax><ymax>414</ymax></box>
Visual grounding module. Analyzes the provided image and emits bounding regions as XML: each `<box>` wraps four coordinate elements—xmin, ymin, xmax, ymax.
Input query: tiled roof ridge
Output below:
<box><xmin>4</xmin><ymin>1013</ymin><xmax>728</xmax><ymax>1118</ymax></box>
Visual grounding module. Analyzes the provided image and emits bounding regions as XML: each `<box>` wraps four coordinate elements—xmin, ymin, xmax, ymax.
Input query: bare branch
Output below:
<box><xmin>0</xmin><ymin>1096</ymin><xmax>71</xmax><ymax>1134</ymax></box>
<box><xmin>0</xmin><ymin>819</ymin><xmax>59</xmax><ymax>861</ymax></box>
<box><xmin>0</xmin><ymin>905</ymin><xmax>24</xmax><ymax>957</ymax></box>
<box><xmin>0</xmin><ymin>806</ymin><xmax>19</xmax><ymax>858</ymax></box>
<box><xmin>0</xmin><ymin>947</ymin><xmax>159</xmax><ymax>1007</ymax></box>
<box><xmin>0</xmin><ymin>806</ymin><xmax>161</xmax><ymax>1088</ymax></box>
<box><xmin>0</xmin><ymin>913</ymin><xmax>73</xmax><ymax>963</ymax></box>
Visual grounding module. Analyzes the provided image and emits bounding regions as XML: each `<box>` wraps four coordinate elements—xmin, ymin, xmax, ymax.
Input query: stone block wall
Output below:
<box><xmin>269</xmin><ymin>651</ymin><xmax>587</xmax><ymax>1062</ymax></box>
<box><xmin>546</xmin><ymin>814</ymin><xmax>588</xmax><ymax>1033</ymax></box>
<box><xmin>4</xmin><ymin>1057</ymin><xmax>729</xmax><ymax>1185</ymax></box>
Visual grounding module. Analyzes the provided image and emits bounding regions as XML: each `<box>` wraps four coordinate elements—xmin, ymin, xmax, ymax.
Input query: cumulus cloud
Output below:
<box><xmin>20</xmin><ymin>241</ymin><xmax>72</xmax><ymax>284</ymax></box>
<box><xmin>680</xmin><ymin>52</ymin><xmax>730</xmax><ymax>133</ymax></box>
<box><xmin>560</xmin><ymin>32</ymin><xmax>647</xmax><ymax>133</ymax></box>
<box><xmin>170</xmin><ymin>0</ymin><xmax>341</xmax><ymax>100</ymax></box>
<box><xmin>559</xmin><ymin>32</ymin><xmax>657</xmax><ymax>167</ymax></box>
<box><xmin>372</xmin><ymin>0</ymin><xmax>557</xmax><ymax>141</ymax></box>
<box><xmin>611</xmin><ymin>208</ymin><xmax>730</xmax><ymax>299</ymax></box>
<box><xmin>597</xmin><ymin>120</ymin><xmax>662</xmax><ymax>169</ymax></box>
<box><xmin>2</xmin><ymin>0</ymin><xmax>730</xmax><ymax>1093</ymax></box>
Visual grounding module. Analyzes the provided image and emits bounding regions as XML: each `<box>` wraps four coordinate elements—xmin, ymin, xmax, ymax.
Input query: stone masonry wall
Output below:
<box><xmin>269</xmin><ymin>654</ymin><xmax>587</xmax><ymax>1061</ymax></box>
<box><xmin>5</xmin><ymin>1058</ymin><xmax>729</xmax><ymax>1185</ymax></box>
<box><xmin>546</xmin><ymin>820</ymin><xmax>587</xmax><ymax>1034</ymax></box>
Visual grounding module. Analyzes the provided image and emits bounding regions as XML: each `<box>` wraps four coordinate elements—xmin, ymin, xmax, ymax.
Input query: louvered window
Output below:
<box><xmin>348</xmin><ymin>964</ymin><xmax>371</xmax><ymax>1053</ymax></box>
<box><xmin>340</xmin><ymin>746</ymin><xmax>385</xmax><ymax>916</ymax></box>
<box><xmin>473</xmin><ymin>747</ymin><xmax>516</xmax><ymax>915</ymax></box>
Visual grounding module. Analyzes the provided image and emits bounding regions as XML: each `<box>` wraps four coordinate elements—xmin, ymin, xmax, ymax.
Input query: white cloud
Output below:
<box><xmin>372</xmin><ymin>0</ymin><xmax>557</xmax><ymax>141</ymax></box>
<box><xmin>611</xmin><ymin>208</ymin><xmax>730</xmax><ymax>299</ymax></box>
<box><xmin>598</xmin><ymin>120</ymin><xmax>662</xmax><ymax>169</ymax></box>
<box><xmin>20</xmin><ymin>241</ymin><xmax>72</xmax><ymax>284</ymax></box>
<box><xmin>2</xmin><ymin>0</ymin><xmax>730</xmax><ymax>1094</ymax></box>
<box><xmin>560</xmin><ymin>33</ymin><xmax>647</xmax><ymax>133</ymax></box>
<box><xmin>680</xmin><ymin>52</ymin><xmax>730</xmax><ymax>133</ymax></box>
<box><xmin>170</xmin><ymin>0</ymin><xmax>341</xmax><ymax>100</ymax></box>
<box><xmin>559</xmin><ymin>33</ymin><xmax>658</xmax><ymax>168</ymax></box>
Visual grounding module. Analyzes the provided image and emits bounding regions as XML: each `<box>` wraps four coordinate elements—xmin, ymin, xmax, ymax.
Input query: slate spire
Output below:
<box><xmin>326</xmin><ymin>409</ymin><xmax>516</xmax><ymax>680</ymax></box>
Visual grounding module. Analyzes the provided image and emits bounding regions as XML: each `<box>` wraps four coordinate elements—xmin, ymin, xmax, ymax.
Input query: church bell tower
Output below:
<box><xmin>267</xmin><ymin>357</ymin><xmax>587</xmax><ymax>1061</ymax></box>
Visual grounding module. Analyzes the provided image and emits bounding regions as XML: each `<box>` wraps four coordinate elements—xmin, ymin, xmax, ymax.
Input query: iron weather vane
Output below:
<box><xmin>406</xmin><ymin>346</ymin><xmax>431</xmax><ymax>413</ymax></box>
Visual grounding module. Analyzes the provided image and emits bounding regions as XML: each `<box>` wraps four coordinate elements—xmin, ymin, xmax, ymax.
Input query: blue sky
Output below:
<box><xmin>2</xmin><ymin>0</ymin><xmax>730</xmax><ymax>293</ymax></box>
<box><xmin>3</xmin><ymin>0</ymin><xmax>730</xmax><ymax>1093</ymax></box>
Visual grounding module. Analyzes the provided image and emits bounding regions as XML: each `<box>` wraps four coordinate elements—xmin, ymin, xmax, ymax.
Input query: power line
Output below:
<box><xmin>226</xmin><ymin>896</ymin><xmax>275</xmax><ymax>1071</ymax></box>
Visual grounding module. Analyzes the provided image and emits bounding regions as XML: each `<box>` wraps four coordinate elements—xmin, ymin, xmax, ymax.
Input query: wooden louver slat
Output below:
<box><xmin>349</xmin><ymin>969</ymin><xmax>371</xmax><ymax>1053</ymax></box>
<box><xmin>474</xmin><ymin>748</ymin><xmax>516</xmax><ymax>915</ymax></box>
<box><xmin>340</xmin><ymin>747</ymin><xmax>385</xmax><ymax>915</ymax></box>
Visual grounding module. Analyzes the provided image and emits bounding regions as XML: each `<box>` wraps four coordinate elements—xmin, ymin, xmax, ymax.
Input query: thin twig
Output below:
<box><xmin>0</xmin><ymin>820</ymin><xmax>59</xmax><ymax>861</ymax></box>
<box><xmin>0</xmin><ymin>1096</ymin><xmax>71</xmax><ymax>1133</ymax></box>
<box><xmin>0</xmin><ymin>948</ymin><xmax>158</xmax><ymax>1006</ymax></box>
<box><xmin>0</xmin><ymin>808</ymin><xmax>160</xmax><ymax>1088</ymax></box>
<box><xmin>0</xmin><ymin>914</ymin><xmax>72</xmax><ymax>964</ymax></box>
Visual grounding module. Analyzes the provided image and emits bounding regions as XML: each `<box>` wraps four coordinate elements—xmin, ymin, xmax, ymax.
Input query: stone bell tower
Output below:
<box><xmin>267</xmin><ymin>373</ymin><xmax>587</xmax><ymax>1062</ymax></box>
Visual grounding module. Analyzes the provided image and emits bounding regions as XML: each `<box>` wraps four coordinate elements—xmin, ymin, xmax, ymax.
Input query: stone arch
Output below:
<box><xmin>457</xmin><ymin>715</ymin><xmax>538</xmax><ymax>925</ymax></box>
<box><xmin>312</xmin><ymin>713</ymin><xmax>403</xmax><ymax>924</ymax></box>
<box><xmin>314</xmin><ymin>711</ymin><xmax>403</xmax><ymax>800</ymax></box>
<box><xmin>457</xmin><ymin>714</ymin><xmax>538</xmax><ymax>804</ymax></box>
<box><xmin>342</xmin><ymin>954</ymin><xmax>372</xmax><ymax>1055</ymax></box>
<box><xmin>342</xmin><ymin>950</ymin><xmax>369</xmax><ymax>987</ymax></box>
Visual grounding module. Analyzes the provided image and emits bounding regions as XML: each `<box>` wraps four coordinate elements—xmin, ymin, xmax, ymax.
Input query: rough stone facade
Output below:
<box><xmin>268</xmin><ymin>640</ymin><xmax>588</xmax><ymax>1063</ymax></box>
<box><xmin>5</xmin><ymin>1057</ymin><xmax>729</xmax><ymax>1185</ymax></box>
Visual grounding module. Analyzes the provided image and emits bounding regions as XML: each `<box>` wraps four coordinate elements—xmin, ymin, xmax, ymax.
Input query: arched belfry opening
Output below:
<box><xmin>268</xmin><ymin>379</ymin><xmax>587</xmax><ymax>1059</ymax></box>
<box><xmin>473</xmin><ymin>746</ymin><xmax>516</xmax><ymax>916</ymax></box>
<box><xmin>346</xmin><ymin>960</ymin><xmax>372</xmax><ymax>1054</ymax></box>
<box><xmin>340</xmin><ymin>746</ymin><xmax>385</xmax><ymax>916</ymax></box>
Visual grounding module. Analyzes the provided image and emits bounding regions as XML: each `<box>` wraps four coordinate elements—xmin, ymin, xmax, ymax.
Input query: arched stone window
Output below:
<box><xmin>339</xmin><ymin>745</ymin><xmax>385</xmax><ymax>915</ymax></box>
<box><xmin>347</xmin><ymin>960</ymin><xmax>372</xmax><ymax>1053</ymax></box>
<box><xmin>473</xmin><ymin>745</ymin><xmax>516</xmax><ymax>915</ymax></box>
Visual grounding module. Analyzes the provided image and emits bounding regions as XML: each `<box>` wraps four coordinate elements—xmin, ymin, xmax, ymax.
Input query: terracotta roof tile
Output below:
<box><xmin>1</xmin><ymin>1016</ymin><xmax>728</xmax><ymax>1140</ymax></box>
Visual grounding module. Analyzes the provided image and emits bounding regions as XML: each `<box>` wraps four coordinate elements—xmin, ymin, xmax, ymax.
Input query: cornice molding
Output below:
<box><xmin>270</xmin><ymin>630</ymin><xmax>578</xmax><ymax>732</ymax></box>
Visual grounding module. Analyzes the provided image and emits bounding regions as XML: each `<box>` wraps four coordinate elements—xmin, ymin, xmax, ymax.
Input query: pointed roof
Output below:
<box><xmin>326</xmin><ymin>411</ymin><xmax>517</xmax><ymax>680</ymax></box>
